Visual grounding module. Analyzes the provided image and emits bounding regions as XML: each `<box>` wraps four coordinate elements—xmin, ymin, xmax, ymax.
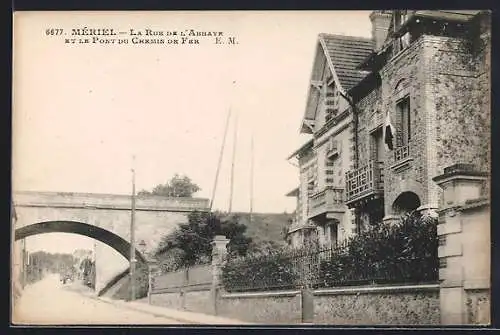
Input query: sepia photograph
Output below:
<box><xmin>11</xmin><ymin>10</ymin><xmax>491</xmax><ymax>326</ymax></box>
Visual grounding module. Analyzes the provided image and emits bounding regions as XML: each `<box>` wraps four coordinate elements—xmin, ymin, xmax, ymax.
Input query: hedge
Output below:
<box><xmin>221</xmin><ymin>250</ymin><xmax>298</xmax><ymax>292</ymax></box>
<box><xmin>317</xmin><ymin>211</ymin><xmax>438</xmax><ymax>287</ymax></box>
<box><xmin>221</xmin><ymin>211</ymin><xmax>438</xmax><ymax>292</ymax></box>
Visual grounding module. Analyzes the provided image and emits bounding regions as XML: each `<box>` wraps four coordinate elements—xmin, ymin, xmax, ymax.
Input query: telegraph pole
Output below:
<box><xmin>210</xmin><ymin>80</ymin><xmax>236</xmax><ymax>212</ymax></box>
<box><xmin>249</xmin><ymin>133</ymin><xmax>254</xmax><ymax>225</ymax></box>
<box><xmin>129</xmin><ymin>155</ymin><xmax>137</xmax><ymax>301</ymax></box>
<box><xmin>22</xmin><ymin>240</ymin><xmax>27</xmax><ymax>288</ymax></box>
<box><xmin>229</xmin><ymin>112</ymin><xmax>238</xmax><ymax>213</ymax></box>
<box><xmin>210</xmin><ymin>108</ymin><xmax>231</xmax><ymax>211</ymax></box>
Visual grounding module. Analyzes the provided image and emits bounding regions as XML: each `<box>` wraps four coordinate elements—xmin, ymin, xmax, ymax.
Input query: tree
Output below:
<box><xmin>155</xmin><ymin>211</ymin><xmax>253</xmax><ymax>271</ymax></box>
<box><xmin>138</xmin><ymin>174</ymin><xmax>200</xmax><ymax>197</ymax></box>
<box><xmin>247</xmin><ymin>239</ymin><xmax>286</xmax><ymax>255</ymax></box>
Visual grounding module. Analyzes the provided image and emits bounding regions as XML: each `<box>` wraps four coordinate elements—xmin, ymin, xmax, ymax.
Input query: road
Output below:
<box><xmin>12</xmin><ymin>274</ymin><xmax>183</xmax><ymax>325</ymax></box>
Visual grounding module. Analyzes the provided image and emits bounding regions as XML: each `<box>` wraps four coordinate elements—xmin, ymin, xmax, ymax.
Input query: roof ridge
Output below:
<box><xmin>319</xmin><ymin>33</ymin><xmax>373</xmax><ymax>43</ymax></box>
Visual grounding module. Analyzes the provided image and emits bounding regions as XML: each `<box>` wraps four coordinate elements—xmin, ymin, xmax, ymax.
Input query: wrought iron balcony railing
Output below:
<box><xmin>394</xmin><ymin>145</ymin><xmax>410</xmax><ymax>162</ymax></box>
<box><xmin>345</xmin><ymin>160</ymin><xmax>384</xmax><ymax>205</ymax></box>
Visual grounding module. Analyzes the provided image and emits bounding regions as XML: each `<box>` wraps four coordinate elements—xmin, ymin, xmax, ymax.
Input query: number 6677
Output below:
<box><xmin>45</xmin><ymin>29</ymin><xmax>63</xmax><ymax>36</ymax></box>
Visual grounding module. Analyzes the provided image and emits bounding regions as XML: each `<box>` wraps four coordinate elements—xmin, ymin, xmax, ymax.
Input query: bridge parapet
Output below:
<box><xmin>13</xmin><ymin>191</ymin><xmax>210</xmax><ymax>212</ymax></box>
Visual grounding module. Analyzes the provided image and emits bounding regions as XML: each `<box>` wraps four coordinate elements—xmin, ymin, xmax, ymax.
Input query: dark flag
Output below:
<box><xmin>383</xmin><ymin>110</ymin><xmax>395</xmax><ymax>151</ymax></box>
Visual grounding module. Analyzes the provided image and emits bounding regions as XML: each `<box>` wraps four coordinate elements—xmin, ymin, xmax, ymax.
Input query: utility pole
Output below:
<box><xmin>229</xmin><ymin>112</ymin><xmax>238</xmax><ymax>213</ymax></box>
<box><xmin>129</xmin><ymin>155</ymin><xmax>137</xmax><ymax>301</ymax></box>
<box><xmin>210</xmin><ymin>80</ymin><xmax>236</xmax><ymax>212</ymax></box>
<box><xmin>210</xmin><ymin>108</ymin><xmax>231</xmax><ymax>211</ymax></box>
<box><xmin>249</xmin><ymin>133</ymin><xmax>254</xmax><ymax>225</ymax></box>
<box><xmin>22</xmin><ymin>240</ymin><xmax>27</xmax><ymax>288</ymax></box>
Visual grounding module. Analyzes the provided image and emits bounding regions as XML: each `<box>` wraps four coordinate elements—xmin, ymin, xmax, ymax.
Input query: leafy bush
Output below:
<box><xmin>112</xmin><ymin>262</ymin><xmax>149</xmax><ymax>300</ymax></box>
<box><xmin>318</xmin><ymin>211</ymin><xmax>438</xmax><ymax>287</ymax></box>
<box><xmin>221</xmin><ymin>248</ymin><xmax>298</xmax><ymax>292</ymax></box>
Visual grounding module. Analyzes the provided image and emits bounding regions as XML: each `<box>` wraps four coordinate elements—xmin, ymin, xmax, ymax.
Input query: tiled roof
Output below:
<box><xmin>418</xmin><ymin>10</ymin><xmax>482</xmax><ymax>21</ymax></box>
<box><xmin>319</xmin><ymin>34</ymin><xmax>374</xmax><ymax>91</ymax></box>
<box><xmin>287</xmin><ymin>138</ymin><xmax>314</xmax><ymax>159</ymax></box>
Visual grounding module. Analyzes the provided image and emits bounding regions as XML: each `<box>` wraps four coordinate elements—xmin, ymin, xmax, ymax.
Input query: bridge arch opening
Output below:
<box><xmin>15</xmin><ymin>220</ymin><xmax>146</xmax><ymax>264</ymax></box>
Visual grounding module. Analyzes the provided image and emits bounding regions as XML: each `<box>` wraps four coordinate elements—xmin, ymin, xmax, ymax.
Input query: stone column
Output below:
<box><xmin>210</xmin><ymin>235</ymin><xmax>229</xmax><ymax>315</ymax></box>
<box><xmin>433</xmin><ymin>164</ymin><xmax>489</xmax><ymax>325</ymax></box>
<box><xmin>146</xmin><ymin>258</ymin><xmax>159</xmax><ymax>305</ymax></box>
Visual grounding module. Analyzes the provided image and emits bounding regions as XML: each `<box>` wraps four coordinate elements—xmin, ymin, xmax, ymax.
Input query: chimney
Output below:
<box><xmin>369</xmin><ymin>10</ymin><xmax>393</xmax><ymax>51</ymax></box>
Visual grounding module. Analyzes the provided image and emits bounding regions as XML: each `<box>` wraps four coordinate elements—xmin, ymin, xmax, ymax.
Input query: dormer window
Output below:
<box><xmin>394</xmin><ymin>10</ymin><xmax>410</xmax><ymax>30</ymax></box>
<box><xmin>400</xmin><ymin>10</ymin><xmax>410</xmax><ymax>26</ymax></box>
<box><xmin>392</xmin><ymin>10</ymin><xmax>414</xmax><ymax>55</ymax></box>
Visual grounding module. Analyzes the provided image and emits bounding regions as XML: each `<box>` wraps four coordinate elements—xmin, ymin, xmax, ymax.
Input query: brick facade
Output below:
<box><xmin>288</xmin><ymin>10</ymin><xmax>490</xmax><ymax>246</ymax></box>
<box><xmin>350</xmin><ymin>11</ymin><xmax>490</xmax><ymax>226</ymax></box>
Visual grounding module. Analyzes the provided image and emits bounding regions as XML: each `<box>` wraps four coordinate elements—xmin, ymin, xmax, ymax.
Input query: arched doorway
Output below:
<box><xmin>392</xmin><ymin>191</ymin><xmax>421</xmax><ymax>216</ymax></box>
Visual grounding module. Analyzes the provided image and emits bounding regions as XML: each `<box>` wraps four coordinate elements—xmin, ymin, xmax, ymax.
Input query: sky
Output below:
<box><xmin>13</xmin><ymin>11</ymin><xmax>372</xmax><ymax>253</ymax></box>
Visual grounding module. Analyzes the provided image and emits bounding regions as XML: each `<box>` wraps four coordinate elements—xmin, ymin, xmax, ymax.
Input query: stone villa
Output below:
<box><xmin>286</xmin><ymin>10</ymin><xmax>490</xmax><ymax>249</ymax></box>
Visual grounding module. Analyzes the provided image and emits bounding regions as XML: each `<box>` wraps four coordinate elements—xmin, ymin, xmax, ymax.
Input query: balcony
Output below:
<box><xmin>391</xmin><ymin>145</ymin><xmax>413</xmax><ymax>172</ymax></box>
<box><xmin>308</xmin><ymin>187</ymin><xmax>345</xmax><ymax>220</ymax></box>
<box><xmin>287</xmin><ymin>221</ymin><xmax>316</xmax><ymax>235</ymax></box>
<box><xmin>326</xmin><ymin>139</ymin><xmax>340</xmax><ymax>159</ymax></box>
<box><xmin>394</xmin><ymin>145</ymin><xmax>410</xmax><ymax>162</ymax></box>
<box><xmin>345</xmin><ymin>160</ymin><xmax>384</xmax><ymax>206</ymax></box>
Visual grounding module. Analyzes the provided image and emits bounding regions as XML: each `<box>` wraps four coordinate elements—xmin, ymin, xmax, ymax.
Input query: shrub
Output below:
<box><xmin>221</xmin><ymin>248</ymin><xmax>298</xmax><ymax>292</ymax></box>
<box><xmin>112</xmin><ymin>262</ymin><xmax>149</xmax><ymax>300</ymax></box>
<box><xmin>318</xmin><ymin>211</ymin><xmax>438</xmax><ymax>287</ymax></box>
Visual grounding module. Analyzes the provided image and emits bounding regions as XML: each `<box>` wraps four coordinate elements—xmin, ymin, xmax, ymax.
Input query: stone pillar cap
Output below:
<box><xmin>433</xmin><ymin>164</ymin><xmax>489</xmax><ymax>183</ymax></box>
<box><xmin>213</xmin><ymin>235</ymin><xmax>228</xmax><ymax>241</ymax></box>
<box><xmin>416</xmin><ymin>204</ymin><xmax>439</xmax><ymax>211</ymax></box>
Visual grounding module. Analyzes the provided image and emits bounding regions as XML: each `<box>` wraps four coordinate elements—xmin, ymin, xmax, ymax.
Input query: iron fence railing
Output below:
<box><xmin>221</xmin><ymin>240</ymin><xmax>438</xmax><ymax>293</ymax></box>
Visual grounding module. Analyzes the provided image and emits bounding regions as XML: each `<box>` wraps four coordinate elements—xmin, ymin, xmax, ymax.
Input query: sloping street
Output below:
<box><xmin>12</xmin><ymin>275</ymin><xmax>184</xmax><ymax>325</ymax></box>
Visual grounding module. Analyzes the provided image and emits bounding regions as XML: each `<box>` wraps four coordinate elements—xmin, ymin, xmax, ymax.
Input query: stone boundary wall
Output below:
<box><xmin>149</xmin><ymin>284</ymin><xmax>439</xmax><ymax>325</ymax></box>
<box><xmin>150</xmin><ymin>288</ymin><xmax>213</xmax><ymax>315</ymax></box>
<box><xmin>313</xmin><ymin>284</ymin><xmax>440</xmax><ymax>325</ymax></box>
<box><xmin>217</xmin><ymin>290</ymin><xmax>303</xmax><ymax>324</ymax></box>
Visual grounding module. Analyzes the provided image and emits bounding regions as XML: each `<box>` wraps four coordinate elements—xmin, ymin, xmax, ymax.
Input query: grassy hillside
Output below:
<box><xmin>227</xmin><ymin>212</ymin><xmax>292</xmax><ymax>245</ymax></box>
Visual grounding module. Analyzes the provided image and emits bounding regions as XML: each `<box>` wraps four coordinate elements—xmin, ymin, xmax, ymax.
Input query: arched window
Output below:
<box><xmin>397</xmin><ymin>96</ymin><xmax>411</xmax><ymax>146</ymax></box>
<box><xmin>394</xmin><ymin>78</ymin><xmax>408</xmax><ymax>95</ymax></box>
<box><xmin>393</xmin><ymin>78</ymin><xmax>411</xmax><ymax>149</ymax></box>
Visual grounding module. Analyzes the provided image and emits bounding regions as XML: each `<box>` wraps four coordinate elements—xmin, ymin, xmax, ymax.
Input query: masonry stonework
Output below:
<box><xmin>379</xmin><ymin>37</ymin><xmax>428</xmax><ymax>215</ymax></box>
<box><xmin>314</xmin><ymin>287</ymin><xmax>440</xmax><ymax>325</ymax></box>
<box><xmin>217</xmin><ymin>292</ymin><xmax>303</xmax><ymax>324</ymax></box>
<box><xmin>13</xmin><ymin>191</ymin><xmax>209</xmax><ymax>294</ymax></box>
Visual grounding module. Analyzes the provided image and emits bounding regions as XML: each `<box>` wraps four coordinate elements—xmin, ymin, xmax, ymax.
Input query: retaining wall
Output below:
<box><xmin>150</xmin><ymin>283</ymin><xmax>440</xmax><ymax>325</ymax></box>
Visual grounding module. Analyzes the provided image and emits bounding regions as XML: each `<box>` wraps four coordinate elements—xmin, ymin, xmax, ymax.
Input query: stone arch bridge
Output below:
<box><xmin>12</xmin><ymin>191</ymin><xmax>209</xmax><ymax>294</ymax></box>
